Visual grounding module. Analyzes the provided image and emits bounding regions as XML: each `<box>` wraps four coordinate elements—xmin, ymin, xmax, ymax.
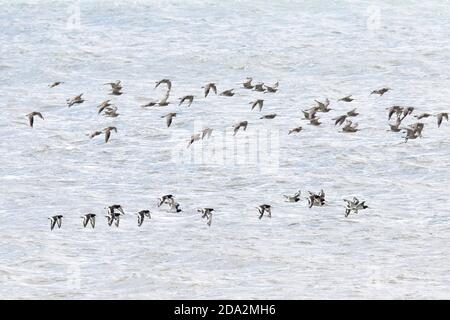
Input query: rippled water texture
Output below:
<box><xmin>0</xmin><ymin>0</ymin><xmax>450</xmax><ymax>299</ymax></box>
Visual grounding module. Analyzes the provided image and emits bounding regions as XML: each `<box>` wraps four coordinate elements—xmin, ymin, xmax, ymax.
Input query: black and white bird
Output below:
<box><xmin>107</xmin><ymin>204</ymin><xmax>125</xmax><ymax>215</ymax></box>
<box><xmin>283</xmin><ymin>191</ymin><xmax>301</xmax><ymax>202</ymax></box>
<box><xmin>257</xmin><ymin>204</ymin><xmax>272</xmax><ymax>219</ymax></box>
<box><xmin>105</xmin><ymin>212</ymin><xmax>121</xmax><ymax>227</ymax></box>
<box><xmin>307</xmin><ymin>190</ymin><xmax>326</xmax><ymax>208</ymax></box>
<box><xmin>81</xmin><ymin>213</ymin><xmax>96</xmax><ymax>228</ymax></box>
<box><xmin>436</xmin><ymin>112</ymin><xmax>449</xmax><ymax>128</ymax></box>
<box><xmin>344</xmin><ymin>197</ymin><xmax>369</xmax><ymax>217</ymax></box>
<box><xmin>137</xmin><ymin>210</ymin><xmax>151</xmax><ymax>227</ymax></box>
<box><xmin>157</xmin><ymin>194</ymin><xmax>174</xmax><ymax>207</ymax></box>
<box><xmin>168</xmin><ymin>201</ymin><xmax>182</xmax><ymax>213</ymax></box>
<box><xmin>198</xmin><ymin>208</ymin><xmax>214</xmax><ymax>226</ymax></box>
<box><xmin>49</xmin><ymin>215</ymin><xmax>63</xmax><ymax>231</ymax></box>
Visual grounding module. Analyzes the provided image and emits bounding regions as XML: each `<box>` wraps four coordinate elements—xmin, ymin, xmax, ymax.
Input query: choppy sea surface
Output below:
<box><xmin>1</xmin><ymin>0</ymin><xmax>450</xmax><ymax>299</ymax></box>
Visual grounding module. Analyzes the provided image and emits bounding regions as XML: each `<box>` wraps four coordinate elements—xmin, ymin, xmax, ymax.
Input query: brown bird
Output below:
<box><xmin>347</xmin><ymin>108</ymin><xmax>359</xmax><ymax>117</ymax></box>
<box><xmin>342</xmin><ymin>120</ymin><xmax>359</xmax><ymax>133</ymax></box>
<box><xmin>387</xmin><ymin>106</ymin><xmax>403</xmax><ymax>121</ymax></box>
<box><xmin>435</xmin><ymin>112</ymin><xmax>448</xmax><ymax>128</ymax></box>
<box><xmin>142</xmin><ymin>90</ymin><xmax>171</xmax><ymax>107</ymax></box>
<box><xmin>260</xmin><ymin>114</ymin><xmax>277</xmax><ymax>119</ymax></box>
<box><xmin>103</xmin><ymin>106</ymin><xmax>119</xmax><ymax>118</ymax></box>
<box><xmin>67</xmin><ymin>94</ymin><xmax>84</xmax><ymax>107</ymax></box>
<box><xmin>49</xmin><ymin>81</ymin><xmax>63</xmax><ymax>88</ymax></box>
<box><xmin>103</xmin><ymin>127</ymin><xmax>117</xmax><ymax>143</ymax></box>
<box><xmin>243</xmin><ymin>77</ymin><xmax>254</xmax><ymax>89</ymax></box>
<box><xmin>371</xmin><ymin>87</ymin><xmax>390</xmax><ymax>96</ymax></box>
<box><xmin>26</xmin><ymin>111</ymin><xmax>44</xmax><ymax>128</ymax></box>
<box><xmin>315</xmin><ymin>98</ymin><xmax>331</xmax><ymax>112</ymax></box>
<box><xmin>253</xmin><ymin>83</ymin><xmax>265</xmax><ymax>92</ymax></box>
<box><xmin>402</xmin><ymin>127</ymin><xmax>419</xmax><ymax>143</ymax></box>
<box><xmin>104</xmin><ymin>80</ymin><xmax>122</xmax><ymax>91</ymax></box>
<box><xmin>302</xmin><ymin>109</ymin><xmax>317</xmax><ymax>120</ymax></box>
<box><xmin>202</xmin><ymin>83</ymin><xmax>217</xmax><ymax>97</ymax></box>
<box><xmin>388</xmin><ymin>118</ymin><xmax>402</xmax><ymax>132</ymax></box>
<box><xmin>250</xmin><ymin>99</ymin><xmax>264</xmax><ymax>111</ymax></box>
<box><xmin>201</xmin><ymin>128</ymin><xmax>213</xmax><ymax>139</ymax></box>
<box><xmin>219</xmin><ymin>89</ymin><xmax>235</xmax><ymax>97</ymax></box>
<box><xmin>98</xmin><ymin>100</ymin><xmax>112</xmax><ymax>114</ymax></box>
<box><xmin>333</xmin><ymin>114</ymin><xmax>348</xmax><ymax>126</ymax></box>
<box><xmin>187</xmin><ymin>133</ymin><xmax>201</xmax><ymax>148</ymax></box>
<box><xmin>309</xmin><ymin>117</ymin><xmax>321</xmax><ymax>126</ymax></box>
<box><xmin>233</xmin><ymin>121</ymin><xmax>248</xmax><ymax>136</ymax></box>
<box><xmin>155</xmin><ymin>79</ymin><xmax>172</xmax><ymax>91</ymax></box>
<box><xmin>408</xmin><ymin>122</ymin><xmax>424</xmax><ymax>137</ymax></box>
<box><xmin>414</xmin><ymin>113</ymin><xmax>431</xmax><ymax>120</ymax></box>
<box><xmin>109</xmin><ymin>87</ymin><xmax>123</xmax><ymax>96</ymax></box>
<box><xmin>338</xmin><ymin>95</ymin><xmax>354</xmax><ymax>102</ymax></box>
<box><xmin>401</xmin><ymin>107</ymin><xmax>414</xmax><ymax>120</ymax></box>
<box><xmin>288</xmin><ymin>126</ymin><xmax>302</xmax><ymax>135</ymax></box>
<box><xmin>264</xmin><ymin>82</ymin><xmax>279</xmax><ymax>93</ymax></box>
<box><xmin>178</xmin><ymin>95</ymin><xmax>194</xmax><ymax>107</ymax></box>
<box><xmin>161</xmin><ymin>112</ymin><xmax>177</xmax><ymax>127</ymax></box>
<box><xmin>88</xmin><ymin>131</ymin><xmax>102</xmax><ymax>139</ymax></box>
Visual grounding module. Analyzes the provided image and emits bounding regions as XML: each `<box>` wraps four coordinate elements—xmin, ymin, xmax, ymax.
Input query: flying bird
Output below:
<box><xmin>371</xmin><ymin>88</ymin><xmax>390</xmax><ymax>96</ymax></box>
<box><xmin>233</xmin><ymin>121</ymin><xmax>248</xmax><ymax>136</ymax></box>
<box><xmin>136</xmin><ymin>210</ymin><xmax>151</xmax><ymax>227</ymax></box>
<box><xmin>250</xmin><ymin>99</ymin><xmax>264</xmax><ymax>111</ymax></box>
<box><xmin>288</xmin><ymin>126</ymin><xmax>303</xmax><ymax>135</ymax></box>
<box><xmin>26</xmin><ymin>111</ymin><xmax>44</xmax><ymax>128</ymax></box>
<box><xmin>81</xmin><ymin>213</ymin><xmax>96</xmax><ymax>228</ymax></box>
<box><xmin>49</xmin><ymin>215</ymin><xmax>63</xmax><ymax>231</ymax></box>
<box><xmin>338</xmin><ymin>95</ymin><xmax>354</xmax><ymax>102</ymax></box>
<box><xmin>103</xmin><ymin>126</ymin><xmax>117</xmax><ymax>143</ymax></box>
<box><xmin>161</xmin><ymin>113</ymin><xmax>177</xmax><ymax>128</ymax></box>
<box><xmin>257</xmin><ymin>204</ymin><xmax>272</xmax><ymax>219</ymax></box>
<box><xmin>155</xmin><ymin>79</ymin><xmax>172</xmax><ymax>91</ymax></box>
<box><xmin>67</xmin><ymin>94</ymin><xmax>84</xmax><ymax>107</ymax></box>
<box><xmin>178</xmin><ymin>95</ymin><xmax>194</xmax><ymax>107</ymax></box>
<box><xmin>49</xmin><ymin>81</ymin><xmax>64</xmax><ymax>88</ymax></box>
<box><xmin>219</xmin><ymin>89</ymin><xmax>235</xmax><ymax>97</ymax></box>
<box><xmin>202</xmin><ymin>83</ymin><xmax>217</xmax><ymax>97</ymax></box>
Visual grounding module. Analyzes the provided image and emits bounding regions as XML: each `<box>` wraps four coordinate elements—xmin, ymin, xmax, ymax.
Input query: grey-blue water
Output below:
<box><xmin>1</xmin><ymin>0</ymin><xmax>450</xmax><ymax>299</ymax></box>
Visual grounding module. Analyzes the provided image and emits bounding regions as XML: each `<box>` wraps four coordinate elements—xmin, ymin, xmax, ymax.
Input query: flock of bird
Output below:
<box><xmin>48</xmin><ymin>192</ymin><xmax>368</xmax><ymax>230</ymax></box>
<box><xmin>25</xmin><ymin>78</ymin><xmax>448</xmax><ymax>231</ymax></box>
